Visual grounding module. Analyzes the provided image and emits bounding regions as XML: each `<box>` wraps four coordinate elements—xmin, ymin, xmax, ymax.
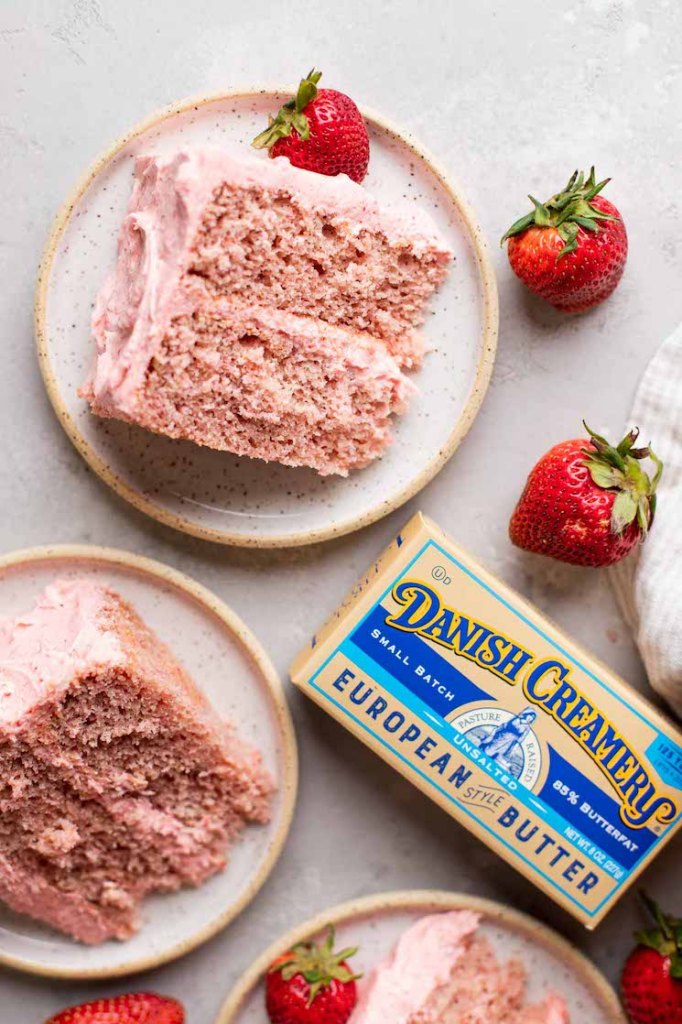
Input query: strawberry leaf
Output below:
<box><xmin>295</xmin><ymin>68</ymin><xmax>321</xmax><ymax>111</ymax></box>
<box><xmin>500</xmin><ymin>211</ymin><xmax>535</xmax><ymax>243</ymax></box>
<box><xmin>589</xmin><ymin>209</ymin><xmax>619</xmax><ymax>222</ymax></box>
<box><xmin>645</xmin><ymin>892</ymin><xmax>674</xmax><ymax>938</ymax></box>
<box><xmin>571</xmin><ymin>198</ymin><xmax>596</xmax><ymax>218</ymax></box>
<box><xmin>649</xmin><ymin>446</ymin><xmax>664</xmax><ymax>491</ymax></box>
<box><xmin>583</xmin><ymin>422</ymin><xmax>627</xmax><ymax>470</ymax></box>
<box><xmin>324</xmin><ymin>927</ymin><xmax>336</xmax><ymax>951</ymax></box>
<box><xmin>333</xmin><ymin>966</ymin><xmax>358</xmax><ymax>983</ymax></box>
<box><xmin>557</xmin><ymin>222</ymin><xmax>579</xmax><ymax>257</ymax></box>
<box><xmin>585</xmin><ymin>459</ymin><xmax>624</xmax><ymax>489</ymax></box>
<box><xmin>574</xmin><ymin>216</ymin><xmax>599</xmax><ymax>231</ymax></box>
<box><xmin>626</xmin><ymin>457</ymin><xmax>651</xmax><ymax>495</ymax></box>
<box><xmin>563</xmin><ymin>169</ymin><xmax>580</xmax><ymax>193</ymax></box>
<box><xmin>292</xmin><ymin>111</ymin><xmax>311</xmax><ymax>139</ymax></box>
<box><xmin>335</xmin><ymin>946</ymin><xmax>360</xmax><ymax>962</ymax></box>
<box><xmin>584</xmin><ymin>168</ymin><xmax>611</xmax><ymax>200</ymax></box>
<box><xmin>617</xmin><ymin>428</ymin><xmax>640</xmax><ymax>457</ymax></box>
<box><xmin>611</xmin><ymin>491</ymin><xmax>638</xmax><ymax>534</ymax></box>
<box><xmin>581</xmin><ymin>423</ymin><xmax>663</xmax><ymax>540</ymax></box>
<box><xmin>529</xmin><ymin>196</ymin><xmax>551</xmax><ymax>226</ymax></box>
<box><xmin>253</xmin><ymin>68</ymin><xmax>321</xmax><ymax>151</ymax></box>
<box><xmin>633</xmin><ymin>891</ymin><xmax>682</xmax><ymax>971</ymax></box>
<box><xmin>637</xmin><ymin>495</ymin><xmax>651</xmax><ymax>533</ymax></box>
<box><xmin>670</xmin><ymin>953</ymin><xmax>682</xmax><ymax>980</ymax></box>
<box><xmin>307</xmin><ymin>980</ymin><xmax>323</xmax><ymax>1006</ymax></box>
<box><xmin>635</xmin><ymin>926</ymin><xmax>667</xmax><ymax>950</ymax></box>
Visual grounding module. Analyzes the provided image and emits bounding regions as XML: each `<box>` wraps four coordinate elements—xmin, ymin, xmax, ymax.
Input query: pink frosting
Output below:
<box><xmin>349</xmin><ymin>911</ymin><xmax>481</xmax><ymax>1024</ymax></box>
<box><xmin>0</xmin><ymin>579</ymin><xmax>122</xmax><ymax>727</ymax></box>
<box><xmin>89</xmin><ymin>147</ymin><xmax>450</xmax><ymax>415</ymax></box>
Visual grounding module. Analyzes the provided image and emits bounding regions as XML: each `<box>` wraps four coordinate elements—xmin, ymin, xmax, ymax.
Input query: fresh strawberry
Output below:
<box><xmin>253</xmin><ymin>68</ymin><xmax>369</xmax><ymax>183</ymax></box>
<box><xmin>509</xmin><ymin>423</ymin><xmax>662</xmax><ymax>567</ymax></box>
<box><xmin>501</xmin><ymin>168</ymin><xmax>627</xmax><ymax>312</ymax></box>
<box><xmin>44</xmin><ymin>992</ymin><xmax>184</xmax><ymax>1024</ymax></box>
<box><xmin>621</xmin><ymin>893</ymin><xmax>682</xmax><ymax>1024</ymax></box>
<box><xmin>265</xmin><ymin>926</ymin><xmax>360</xmax><ymax>1024</ymax></box>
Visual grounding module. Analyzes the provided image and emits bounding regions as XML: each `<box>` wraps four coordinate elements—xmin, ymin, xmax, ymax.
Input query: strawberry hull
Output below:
<box><xmin>290</xmin><ymin>512</ymin><xmax>682</xmax><ymax>929</ymax></box>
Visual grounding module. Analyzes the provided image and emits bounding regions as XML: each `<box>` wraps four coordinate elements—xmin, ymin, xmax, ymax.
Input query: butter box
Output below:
<box><xmin>290</xmin><ymin>513</ymin><xmax>682</xmax><ymax>928</ymax></box>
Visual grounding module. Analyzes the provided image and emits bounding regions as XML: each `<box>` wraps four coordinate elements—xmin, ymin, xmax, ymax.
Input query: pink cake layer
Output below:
<box><xmin>349</xmin><ymin>912</ymin><xmax>570</xmax><ymax>1024</ymax></box>
<box><xmin>89</xmin><ymin>296</ymin><xmax>412</xmax><ymax>476</ymax></box>
<box><xmin>0</xmin><ymin>579</ymin><xmax>274</xmax><ymax>944</ymax></box>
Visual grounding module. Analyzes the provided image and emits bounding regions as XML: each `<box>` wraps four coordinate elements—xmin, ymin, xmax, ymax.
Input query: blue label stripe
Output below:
<box><xmin>541</xmin><ymin>749</ymin><xmax>657</xmax><ymax>869</ymax></box>
<box><xmin>352</xmin><ymin>605</ymin><xmax>491</xmax><ymax>715</ymax></box>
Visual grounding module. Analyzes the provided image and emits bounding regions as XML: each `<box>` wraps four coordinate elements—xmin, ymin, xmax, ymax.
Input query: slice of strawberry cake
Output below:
<box><xmin>83</xmin><ymin>148</ymin><xmax>452</xmax><ymax>476</ymax></box>
<box><xmin>349</xmin><ymin>911</ymin><xmax>570</xmax><ymax>1024</ymax></box>
<box><xmin>0</xmin><ymin>578</ymin><xmax>274</xmax><ymax>944</ymax></box>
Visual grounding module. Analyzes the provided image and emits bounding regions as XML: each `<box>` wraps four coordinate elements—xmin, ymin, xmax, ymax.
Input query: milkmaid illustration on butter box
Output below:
<box><xmin>290</xmin><ymin>512</ymin><xmax>682</xmax><ymax>928</ymax></box>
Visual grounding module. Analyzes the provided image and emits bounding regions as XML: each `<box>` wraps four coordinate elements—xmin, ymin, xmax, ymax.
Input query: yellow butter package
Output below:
<box><xmin>290</xmin><ymin>513</ymin><xmax>682</xmax><ymax>928</ymax></box>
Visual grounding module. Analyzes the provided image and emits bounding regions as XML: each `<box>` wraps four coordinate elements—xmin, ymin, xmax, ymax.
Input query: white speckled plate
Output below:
<box><xmin>36</xmin><ymin>89</ymin><xmax>498</xmax><ymax>548</ymax></box>
<box><xmin>0</xmin><ymin>545</ymin><xmax>297</xmax><ymax>979</ymax></box>
<box><xmin>216</xmin><ymin>892</ymin><xmax>625</xmax><ymax>1024</ymax></box>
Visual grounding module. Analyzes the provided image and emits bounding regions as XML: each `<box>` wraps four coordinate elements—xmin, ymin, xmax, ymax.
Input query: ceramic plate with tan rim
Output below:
<box><xmin>36</xmin><ymin>89</ymin><xmax>498</xmax><ymax>548</ymax></box>
<box><xmin>216</xmin><ymin>891</ymin><xmax>625</xmax><ymax>1024</ymax></box>
<box><xmin>0</xmin><ymin>545</ymin><xmax>297</xmax><ymax>979</ymax></box>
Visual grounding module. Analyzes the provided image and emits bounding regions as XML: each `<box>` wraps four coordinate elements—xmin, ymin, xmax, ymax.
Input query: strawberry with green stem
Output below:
<box><xmin>253</xmin><ymin>68</ymin><xmax>370</xmax><ymax>183</ymax></box>
<box><xmin>509</xmin><ymin>422</ymin><xmax>663</xmax><ymax>567</ymax></box>
<box><xmin>501</xmin><ymin>168</ymin><xmax>628</xmax><ymax>312</ymax></box>
<box><xmin>266</xmin><ymin>926</ymin><xmax>361</xmax><ymax>1024</ymax></box>
<box><xmin>621</xmin><ymin>893</ymin><xmax>682</xmax><ymax>1024</ymax></box>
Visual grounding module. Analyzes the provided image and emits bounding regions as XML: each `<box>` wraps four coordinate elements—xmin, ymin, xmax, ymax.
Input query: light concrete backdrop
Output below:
<box><xmin>1</xmin><ymin>0</ymin><xmax>681</xmax><ymax>1019</ymax></box>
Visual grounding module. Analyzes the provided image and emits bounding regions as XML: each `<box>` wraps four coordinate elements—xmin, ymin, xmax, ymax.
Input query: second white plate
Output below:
<box><xmin>0</xmin><ymin>546</ymin><xmax>297</xmax><ymax>979</ymax></box>
<box><xmin>36</xmin><ymin>89</ymin><xmax>498</xmax><ymax>547</ymax></box>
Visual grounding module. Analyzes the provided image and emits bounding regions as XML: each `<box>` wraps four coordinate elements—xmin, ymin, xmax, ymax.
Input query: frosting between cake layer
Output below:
<box><xmin>0</xmin><ymin>579</ymin><xmax>122</xmax><ymax>726</ymax></box>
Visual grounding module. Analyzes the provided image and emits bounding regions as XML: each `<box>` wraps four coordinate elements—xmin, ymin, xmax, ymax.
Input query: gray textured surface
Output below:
<box><xmin>1</xmin><ymin>0</ymin><xmax>681</xmax><ymax>1019</ymax></box>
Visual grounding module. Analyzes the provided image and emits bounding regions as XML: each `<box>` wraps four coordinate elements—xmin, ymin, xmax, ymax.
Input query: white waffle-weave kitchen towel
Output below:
<box><xmin>610</xmin><ymin>322</ymin><xmax>682</xmax><ymax>719</ymax></box>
